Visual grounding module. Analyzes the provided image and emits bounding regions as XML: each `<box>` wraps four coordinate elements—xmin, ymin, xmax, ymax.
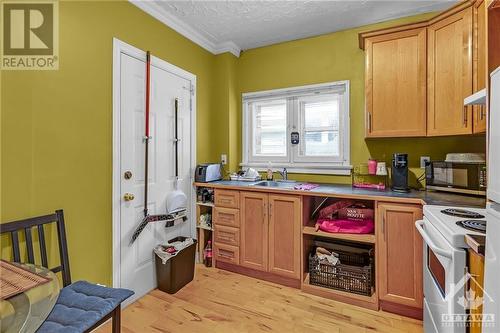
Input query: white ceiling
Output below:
<box><xmin>131</xmin><ymin>0</ymin><xmax>456</xmax><ymax>57</ymax></box>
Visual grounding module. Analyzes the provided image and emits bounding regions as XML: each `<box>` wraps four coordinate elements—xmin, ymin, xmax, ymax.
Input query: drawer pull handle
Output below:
<box><xmin>218</xmin><ymin>250</ymin><xmax>234</xmax><ymax>259</ymax></box>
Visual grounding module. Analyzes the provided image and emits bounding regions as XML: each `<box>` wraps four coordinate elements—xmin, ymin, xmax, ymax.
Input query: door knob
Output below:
<box><xmin>123</xmin><ymin>193</ymin><xmax>135</xmax><ymax>201</ymax></box>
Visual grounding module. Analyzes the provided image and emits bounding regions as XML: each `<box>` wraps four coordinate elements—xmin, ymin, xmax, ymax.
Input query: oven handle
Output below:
<box><xmin>415</xmin><ymin>220</ymin><xmax>453</xmax><ymax>259</ymax></box>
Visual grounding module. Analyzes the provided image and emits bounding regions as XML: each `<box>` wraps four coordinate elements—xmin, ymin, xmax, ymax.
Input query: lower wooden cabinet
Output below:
<box><xmin>268</xmin><ymin>194</ymin><xmax>302</xmax><ymax>279</ymax></box>
<box><xmin>238</xmin><ymin>191</ymin><xmax>302</xmax><ymax>280</ymax></box>
<box><xmin>213</xmin><ymin>242</ymin><xmax>240</xmax><ymax>265</ymax></box>
<box><xmin>468</xmin><ymin>249</ymin><xmax>485</xmax><ymax>333</ymax></box>
<box><xmin>377</xmin><ymin>202</ymin><xmax>423</xmax><ymax>312</ymax></box>
<box><xmin>240</xmin><ymin>192</ymin><xmax>269</xmax><ymax>272</ymax></box>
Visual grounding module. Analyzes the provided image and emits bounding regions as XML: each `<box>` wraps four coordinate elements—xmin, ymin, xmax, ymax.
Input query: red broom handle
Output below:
<box><xmin>145</xmin><ymin>51</ymin><xmax>151</xmax><ymax>137</ymax></box>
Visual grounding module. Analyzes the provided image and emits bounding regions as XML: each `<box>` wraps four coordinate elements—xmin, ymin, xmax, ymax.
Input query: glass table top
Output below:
<box><xmin>0</xmin><ymin>263</ymin><xmax>60</xmax><ymax>333</ymax></box>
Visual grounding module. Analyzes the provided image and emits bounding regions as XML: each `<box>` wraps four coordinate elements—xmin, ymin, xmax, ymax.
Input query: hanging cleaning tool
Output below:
<box><xmin>166</xmin><ymin>98</ymin><xmax>188</xmax><ymax>217</ymax></box>
<box><xmin>130</xmin><ymin>52</ymin><xmax>187</xmax><ymax>245</ymax></box>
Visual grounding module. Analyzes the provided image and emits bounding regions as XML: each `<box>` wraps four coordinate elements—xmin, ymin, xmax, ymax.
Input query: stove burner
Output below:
<box><xmin>441</xmin><ymin>208</ymin><xmax>485</xmax><ymax>219</ymax></box>
<box><xmin>456</xmin><ymin>220</ymin><xmax>487</xmax><ymax>233</ymax></box>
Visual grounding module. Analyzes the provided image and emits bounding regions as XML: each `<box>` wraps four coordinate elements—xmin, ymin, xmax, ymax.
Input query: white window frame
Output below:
<box><xmin>242</xmin><ymin>81</ymin><xmax>351</xmax><ymax>175</ymax></box>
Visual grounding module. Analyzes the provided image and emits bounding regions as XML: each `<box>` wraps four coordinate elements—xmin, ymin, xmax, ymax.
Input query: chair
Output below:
<box><xmin>0</xmin><ymin>210</ymin><xmax>134</xmax><ymax>333</ymax></box>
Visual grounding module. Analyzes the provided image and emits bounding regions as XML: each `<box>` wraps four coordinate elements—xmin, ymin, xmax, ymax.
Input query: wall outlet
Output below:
<box><xmin>420</xmin><ymin>156</ymin><xmax>430</xmax><ymax>169</ymax></box>
<box><xmin>221</xmin><ymin>154</ymin><xmax>227</xmax><ymax>165</ymax></box>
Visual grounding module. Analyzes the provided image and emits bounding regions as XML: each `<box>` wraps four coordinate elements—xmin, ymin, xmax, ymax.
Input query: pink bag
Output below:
<box><xmin>338</xmin><ymin>203</ymin><xmax>374</xmax><ymax>222</ymax></box>
<box><xmin>315</xmin><ymin>218</ymin><xmax>375</xmax><ymax>234</ymax></box>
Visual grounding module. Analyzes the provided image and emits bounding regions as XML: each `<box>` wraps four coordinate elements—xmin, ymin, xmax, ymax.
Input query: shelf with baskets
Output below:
<box><xmin>301</xmin><ymin>195</ymin><xmax>378</xmax><ymax>309</ymax></box>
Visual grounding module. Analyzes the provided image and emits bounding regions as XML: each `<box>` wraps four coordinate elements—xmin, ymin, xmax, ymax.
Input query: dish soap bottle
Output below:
<box><xmin>266</xmin><ymin>161</ymin><xmax>273</xmax><ymax>181</ymax></box>
<box><xmin>204</xmin><ymin>240</ymin><xmax>213</xmax><ymax>267</ymax></box>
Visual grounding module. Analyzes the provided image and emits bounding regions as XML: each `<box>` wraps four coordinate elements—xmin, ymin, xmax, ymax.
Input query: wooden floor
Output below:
<box><xmin>96</xmin><ymin>265</ymin><xmax>423</xmax><ymax>333</ymax></box>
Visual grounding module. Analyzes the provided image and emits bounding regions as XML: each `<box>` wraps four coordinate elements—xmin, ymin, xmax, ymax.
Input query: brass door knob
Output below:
<box><xmin>123</xmin><ymin>193</ymin><xmax>135</xmax><ymax>201</ymax></box>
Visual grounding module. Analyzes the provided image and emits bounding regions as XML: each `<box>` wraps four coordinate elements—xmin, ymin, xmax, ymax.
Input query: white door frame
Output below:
<box><xmin>112</xmin><ymin>38</ymin><xmax>197</xmax><ymax>288</ymax></box>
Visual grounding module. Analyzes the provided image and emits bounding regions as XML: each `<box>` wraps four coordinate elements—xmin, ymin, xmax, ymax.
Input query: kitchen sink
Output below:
<box><xmin>253</xmin><ymin>180</ymin><xmax>296</xmax><ymax>188</ymax></box>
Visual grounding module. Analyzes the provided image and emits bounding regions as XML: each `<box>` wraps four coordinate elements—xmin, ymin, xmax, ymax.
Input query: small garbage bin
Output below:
<box><xmin>154</xmin><ymin>236</ymin><xmax>197</xmax><ymax>294</ymax></box>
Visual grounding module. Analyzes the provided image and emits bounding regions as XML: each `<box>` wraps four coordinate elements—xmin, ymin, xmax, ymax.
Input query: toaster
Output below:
<box><xmin>195</xmin><ymin>163</ymin><xmax>222</xmax><ymax>182</ymax></box>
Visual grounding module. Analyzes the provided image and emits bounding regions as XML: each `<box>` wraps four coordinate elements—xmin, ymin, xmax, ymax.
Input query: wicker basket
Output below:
<box><xmin>309</xmin><ymin>246</ymin><xmax>374</xmax><ymax>296</ymax></box>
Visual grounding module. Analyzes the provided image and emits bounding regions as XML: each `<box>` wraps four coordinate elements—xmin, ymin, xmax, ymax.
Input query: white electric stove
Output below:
<box><xmin>416</xmin><ymin>205</ymin><xmax>486</xmax><ymax>333</ymax></box>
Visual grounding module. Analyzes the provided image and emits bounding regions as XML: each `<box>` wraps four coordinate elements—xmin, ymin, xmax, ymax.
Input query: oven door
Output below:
<box><xmin>416</xmin><ymin>218</ymin><xmax>467</xmax><ymax>333</ymax></box>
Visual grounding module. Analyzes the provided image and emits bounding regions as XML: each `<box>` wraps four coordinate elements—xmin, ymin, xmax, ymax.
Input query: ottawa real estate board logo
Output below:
<box><xmin>1</xmin><ymin>0</ymin><xmax>58</xmax><ymax>70</ymax></box>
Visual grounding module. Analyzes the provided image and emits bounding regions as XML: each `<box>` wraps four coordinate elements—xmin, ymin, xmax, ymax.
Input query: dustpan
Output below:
<box><xmin>166</xmin><ymin>98</ymin><xmax>187</xmax><ymax>215</ymax></box>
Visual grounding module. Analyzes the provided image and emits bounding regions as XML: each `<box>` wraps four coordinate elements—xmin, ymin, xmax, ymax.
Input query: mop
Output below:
<box><xmin>130</xmin><ymin>52</ymin><xmax>187</xmax><ymax>245</ymax></box>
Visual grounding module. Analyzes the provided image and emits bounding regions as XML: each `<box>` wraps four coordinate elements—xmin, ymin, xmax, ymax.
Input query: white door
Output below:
<box><xmin>116</xmin><ymin>46</ymin><xmax>194</xmax><ymax>302</ymax></box>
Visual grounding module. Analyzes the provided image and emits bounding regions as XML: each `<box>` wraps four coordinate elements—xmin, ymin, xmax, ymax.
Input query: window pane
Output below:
<box><xmin>304</xmin><ymin>98</ymin><xmax>339</xmax><ymax>130</ymax></box>
<box><xmin>304</xmin><ymin>131</ymin><xmax>339</xmax><ymax>156</ymax></box>
<box><xmin>253</xmin><ymin>101</ymin><xmax>287</xmax><ymax>156</ymax></box>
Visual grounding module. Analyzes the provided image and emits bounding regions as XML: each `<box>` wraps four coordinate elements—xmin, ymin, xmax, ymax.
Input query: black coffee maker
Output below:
<box><xmin>392</xmin><ymin>153</ymin><xmax>410</xmax><ymax>193</ymax></box>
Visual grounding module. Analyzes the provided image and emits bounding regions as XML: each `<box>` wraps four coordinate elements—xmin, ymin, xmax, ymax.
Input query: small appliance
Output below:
<box><xmin>425</xmin><ymin>153</ymin><xmax>487</xmax><ymax>196</ymax></box>
<box><xmin>416</xmin><ymin>205</ymin><xmax>487</xmax><ymax>333</ymax></box>
<box><xmin>391</xmin><ymin>153</ymin><xmax>409</xmax><ymax>193</ymax></box>
<box><xmin>195</xmin><ymin>163</ymin><xmax>222</xmax><ymax>182</ymax></box>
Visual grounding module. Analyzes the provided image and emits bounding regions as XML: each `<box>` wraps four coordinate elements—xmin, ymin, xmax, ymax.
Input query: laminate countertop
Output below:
<box><xmin>195</xmin><ymin>180</ymin><xmax>486</xmax><ymax>208</ymax></box>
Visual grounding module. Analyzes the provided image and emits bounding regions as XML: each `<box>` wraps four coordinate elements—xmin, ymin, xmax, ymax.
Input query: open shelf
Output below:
<box><xmin>196</xmin><ymin>224</ymin><xmax>213</xmax><ymax>231</ymax></box>
<box><xmin>196</xmin><ymin>201</ymin><xmax>214</xmax><ymax>207</ymax></box>
<box><xmin>303</xmin><ymin>225</ymin><xmax>376</xmax><ymax>244</ymax></box>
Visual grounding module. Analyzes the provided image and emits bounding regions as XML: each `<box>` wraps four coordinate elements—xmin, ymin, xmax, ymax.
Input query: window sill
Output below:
<box><xmin>240</xmin><ymin>163</ymin><xmax>352</xmax><ymax>176</ymax></box>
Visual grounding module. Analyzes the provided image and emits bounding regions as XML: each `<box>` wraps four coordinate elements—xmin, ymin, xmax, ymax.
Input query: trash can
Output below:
<box><xmin>154</xmin><ymin>236</ymin><xmax>197</xmax><ymax>294</ymax></box>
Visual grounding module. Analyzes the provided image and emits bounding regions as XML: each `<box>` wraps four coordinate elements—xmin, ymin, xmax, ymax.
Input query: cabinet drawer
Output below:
<box><xmin>214</xmin><ymin>243</ymin><xmax>240</xmax><ymax>265</ymax></box>
<box><xmin>213</xmin><ymin>207</ymin><xmax>240</xmax><ymax>227</ymax></box>
<box><xmin>214</xmin><ymin>225</ymin><xmax>240</xmax><ymax>246</ymax></box>
<box><xmin>215</xmin><ymin>190</ymin><xmax>240</xmax><ymax>208</ymax></box>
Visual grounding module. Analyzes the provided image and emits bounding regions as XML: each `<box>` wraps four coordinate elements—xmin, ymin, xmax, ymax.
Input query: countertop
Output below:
<box><xmin>195</xmin><ymin>180</ymin><xmax>486</xmax><ymax>208</ymax></box>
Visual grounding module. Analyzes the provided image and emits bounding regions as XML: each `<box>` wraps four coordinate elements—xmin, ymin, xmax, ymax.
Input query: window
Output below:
<box><xmin>242</xmin><ymin>81</ymin><xmax>350</xmax><ymax>175</ymax></box>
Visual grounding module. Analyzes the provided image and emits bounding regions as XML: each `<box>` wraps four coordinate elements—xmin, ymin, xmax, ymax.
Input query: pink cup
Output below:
<box><xmin>368</xmin><ymin>159</ymin><xmax>377</xmax><ymax>175</ymax></box>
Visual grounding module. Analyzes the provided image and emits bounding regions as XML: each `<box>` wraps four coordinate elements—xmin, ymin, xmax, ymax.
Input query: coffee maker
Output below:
<box><xmin>392</xmin><ymin>153</ymin><xmax>410</xmax><ymax>193</ymax></box>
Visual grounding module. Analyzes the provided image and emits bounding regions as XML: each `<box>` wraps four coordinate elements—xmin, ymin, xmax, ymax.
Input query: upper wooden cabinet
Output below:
<box><xmin>364</xmin><ymin>27</ymin><xmax>427</xmax><ymax>137</ymax></box>
<box><xmin>428</xmin><ymin>7</ymin><xmax>474</xmax><ymax>136</ymax></box>
<box><xmin>360</xmin><ymin>0</ymin><xmax>486</xmax><ymax>137</ymax></box>
<box><xmin>473</xmin><ymin>0</ymin><xmax>487</xmax><ymax>133</ymax></box>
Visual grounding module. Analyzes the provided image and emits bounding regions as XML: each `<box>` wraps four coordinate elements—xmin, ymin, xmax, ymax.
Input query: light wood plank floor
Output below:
<box><xmin>96</xmin><ymin>265</ymin><xmax>423</xmax><ymax>333</ymax></box>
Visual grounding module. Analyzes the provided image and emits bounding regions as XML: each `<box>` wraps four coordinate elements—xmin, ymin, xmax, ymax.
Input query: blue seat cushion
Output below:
<box><xmin>37</xmin><ymin>281</ymin><xmax>134</xmax><ymax>333</ymax></box>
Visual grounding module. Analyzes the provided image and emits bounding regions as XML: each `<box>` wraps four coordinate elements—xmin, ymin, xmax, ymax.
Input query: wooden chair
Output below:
<box><xmin>1</xmin><ymin>210</ymin><xmax>133</xmax><ymax>333</ymax></box>
<box><xmin>0</xmin><ymin>209</ymin><xmax>71</xmax><ymax>286</ymax></box>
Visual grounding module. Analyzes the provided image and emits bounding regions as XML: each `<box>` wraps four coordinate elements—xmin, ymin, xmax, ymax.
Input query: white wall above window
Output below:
<box><xmin>242</xmin><ymin>81</ymin><xmax>351</xmax><ymax>175</ymax></box>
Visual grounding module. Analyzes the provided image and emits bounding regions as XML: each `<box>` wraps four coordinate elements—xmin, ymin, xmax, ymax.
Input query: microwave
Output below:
<box><xmin>425</xmin><ymin>161</ymin><xmax>487</xmax><ymax>196</ymax></box>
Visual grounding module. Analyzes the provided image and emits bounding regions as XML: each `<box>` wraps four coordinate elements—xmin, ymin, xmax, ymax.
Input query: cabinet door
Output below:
<box><xmin>377</xmin><ymin>203</ymin><xmax>423</xmax><ymax>309</ymax></box>
<box><xmin>474</xmin><ymin>0</ymin><xmax>487</xmax><ymax>133</ymax></box>
<box><xmin>268</xmin><ymin>194</ymin><xmax>301</xmax><ymax>279</ymax></box>
<box><xmin>428</xmin><ymin>7</ymin><xmax>474</xmax><ymax>136</ymax></box>
<box><xmin>240</xmin><ymin>192</ymin><xmax>268</xmax><ymax>271</ymax></box>
<box><xmin>365</xmin><ymin>28</ymin><xmax>427</xmax><ymax>137</ymax></box>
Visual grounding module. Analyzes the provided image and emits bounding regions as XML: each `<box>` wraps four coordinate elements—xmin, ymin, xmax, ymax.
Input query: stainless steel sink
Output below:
<box><xmin>253</xmin><ymin>180</ymin><xmax>296</xmax><ymax>188</ymax></box>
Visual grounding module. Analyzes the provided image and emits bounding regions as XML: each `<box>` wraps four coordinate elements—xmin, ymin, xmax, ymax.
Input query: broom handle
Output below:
<box><xmin>174</xmin><ymin>98</ymin><xmax>179</xmax><ymax>182</ymax></box>
<box><xmin>144</xmin><ymin>51</ymin><xmax>151</xmax><ymax>217</ymax></box>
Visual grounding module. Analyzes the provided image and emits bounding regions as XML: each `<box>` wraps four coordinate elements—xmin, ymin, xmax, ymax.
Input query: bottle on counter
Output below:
<box><xmin>204</xmin><ymin>240</ymin><xmax>213</xmax><ymax>267</ymax></box>
<box><xmin>266</xmin><ymin>161</ymin><xmax>273</xmax><ymax>181</ymax></box>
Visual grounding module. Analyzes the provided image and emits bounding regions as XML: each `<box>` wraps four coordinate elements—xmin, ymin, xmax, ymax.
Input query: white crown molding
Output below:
<box><xmin>129</xmin><ymin>0</ymin><xmax>241</xmax><ymax>58</ymax></box>
<box><xmin>214</xmin><ymin>41</ymin><xmax>241</xmax><ymax>57</ymax></box>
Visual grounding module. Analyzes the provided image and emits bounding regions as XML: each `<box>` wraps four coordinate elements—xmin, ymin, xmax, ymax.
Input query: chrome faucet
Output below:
<box><xmin>277</xmin><ymin>168</ymin><xmax>288</xmax><ymax>181</ymax></box>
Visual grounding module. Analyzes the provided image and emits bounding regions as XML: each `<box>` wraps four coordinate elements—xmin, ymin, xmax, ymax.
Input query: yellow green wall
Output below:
<box><xmin>1</xmin><ymin>0</ymin><xmax>217</xmax><ymax>285</ymax></box>
<box><xmin>229</xmin><ymin>12</ymin><xmax>486</xmax><ymax>185</ymax></box>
